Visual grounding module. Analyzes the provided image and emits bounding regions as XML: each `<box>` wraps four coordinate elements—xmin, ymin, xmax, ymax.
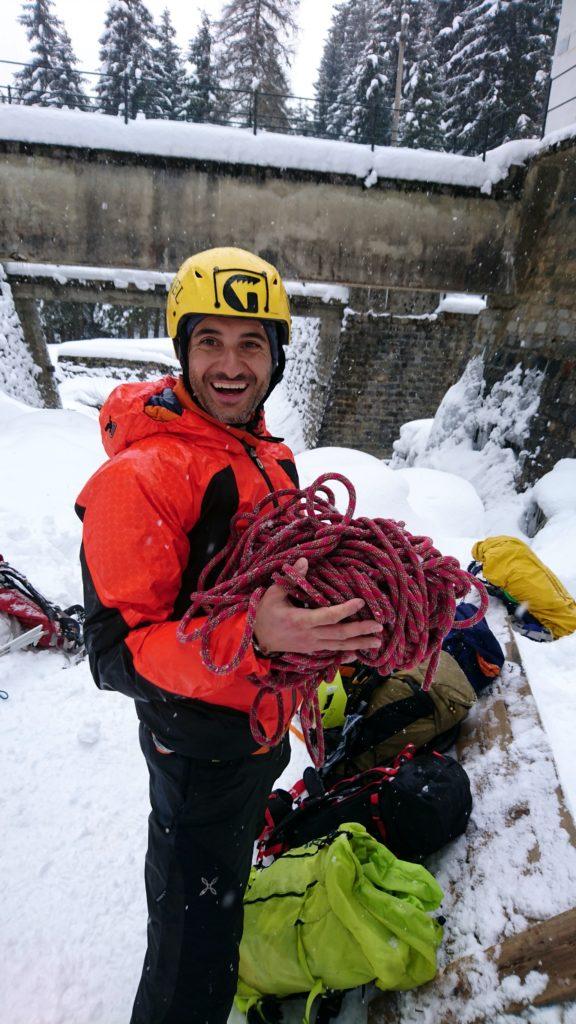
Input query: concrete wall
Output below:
<box><xmin>0</xmin><ymin>140</ymin><xmax>517</xmax><ymax>294</ymax></box>
<box><xmin>475</xmin><ymin>142</ymin><xmax>576</xmax><ymax>481</ymax></box>
<box><xmin>318</xmin><ymin>307</ymin><xmax>478</xmax><ymax>456</ymax></box>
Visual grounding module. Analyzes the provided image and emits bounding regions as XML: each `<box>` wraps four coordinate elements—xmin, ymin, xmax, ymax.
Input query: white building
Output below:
<box><xmin>546</xmin><ymin>0</ymin><xmax>576</xmax><ymax>132</ymax></box>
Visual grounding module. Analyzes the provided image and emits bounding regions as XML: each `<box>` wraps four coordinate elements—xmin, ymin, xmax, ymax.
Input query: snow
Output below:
<box><xmin>2</xmin><ymin>356</ymin><xmax>576</xmax><ymax>1022</ymax></box>
<box><xmin>0</xmin><ymin>265</ymin><xmax>43</xmax><ymax>407</ymax></box>
<box><xmin>5</xmin><ymin>261</ymin><xmax>350</xmax><ymax>305</ymax></box>
<box><xmin>50</xmin><ymin>337</ymin><xmax>178</xmax><ymax>366</ymax></box>
<box><xmin>2</xmin><ymin>104</ymin><xmax>576</xmax><ymax>193</ymax></box>
<box><xmin>435</xmin><ymin>292</ymin><xmax>487</xmax><ymax>315</ymax></box>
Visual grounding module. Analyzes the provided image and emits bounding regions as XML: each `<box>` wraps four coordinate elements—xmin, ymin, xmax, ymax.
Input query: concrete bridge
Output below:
<box><xmin>1</xmin><ymin>110</ymin><xmax>575</xmax><ymax>479</ymax></box>
<box><xmin>0</xmin><ymin>133</ymin><xmax>522</xmax><ymax>296</ymax></box>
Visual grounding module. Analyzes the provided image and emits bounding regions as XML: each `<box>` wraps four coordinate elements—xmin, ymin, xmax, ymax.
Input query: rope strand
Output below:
<box><xmin>177</xmin><ymin>473</ymin><xmax>487</xmax><ymax>766</ymax></box>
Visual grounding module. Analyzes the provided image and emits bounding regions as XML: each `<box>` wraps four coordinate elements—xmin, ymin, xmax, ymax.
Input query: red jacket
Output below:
<box><xmin>76</xmin><ymin>375</ymin><xmax>298</xmax><ymax>758</ymax></box>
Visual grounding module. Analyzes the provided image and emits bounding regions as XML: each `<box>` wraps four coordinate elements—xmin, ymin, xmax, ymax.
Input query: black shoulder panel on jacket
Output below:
<box><xmin>172</xmin><ymin>465</ymin><xmax>239</xmax><ymax>620</ymax></box>
<box><xmin>278</xmin><ymin>459</ymin><xmax>299</xmax><ymax>487</ymax></box>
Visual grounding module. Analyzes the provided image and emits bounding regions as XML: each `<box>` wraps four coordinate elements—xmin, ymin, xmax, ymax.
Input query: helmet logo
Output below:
<box><xmin>216</xmin><ymin>271</ymin><xmax>269</xmax><ymax>314</ymax></box>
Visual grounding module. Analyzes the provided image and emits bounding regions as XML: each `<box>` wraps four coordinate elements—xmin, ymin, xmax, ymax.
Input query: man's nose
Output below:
<box><xmin>218</xmin><ymin>347</ymin><xmax>246</xmax><ymax>376</ymax></box>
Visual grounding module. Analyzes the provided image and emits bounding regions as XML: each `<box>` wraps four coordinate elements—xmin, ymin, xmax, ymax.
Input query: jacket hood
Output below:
<box><xmin>99</xmin><ymin>375</ymin><xmax>274</xmax><ymax>458</ymax></box>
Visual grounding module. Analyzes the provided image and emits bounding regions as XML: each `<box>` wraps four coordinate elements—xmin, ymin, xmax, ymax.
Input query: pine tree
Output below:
<box><xmin>187</xmin><ymin>11</ymin><xmax>217</xmax><ymax>123</ymax></box>
<box><xmin>401</xmin><ymin>2</ymin><xmax>444</xmax><ymax>149</ymax></box>
<box><xmin>214</xmin><ymin>0</ymin><xmax>300</xmax><ymax>132</ymax></box>
<box><xmin>97</xmin><ymin>0</ymin><xmax>156</xmax><ymax>119</ymax></box>
<box><xmin>444</xmin><ymin>0</ymin><xmax>561</xmax><ymax>153</ymax></box>
<box><xmin>148</xmin><ymin>8</ymin><xmax>189</xmax><ymax>120</ymax></box>
<box><xmin>325</xmin><ymin>0</ymin><xmax>372</xmax><ymax>139</ymax></box>
<box><xmin>336</xmin><ymin>1</ymin><xmax>419</xmax><ymax>146</ymax></box>
<box><xmin>14</xmin><ymin>0</ymin><xmax>86</xmax><ymax>109</ymax></box>
<box><xmin>314</xmin><ymin>1</ymin><xmax>355</xmax><ymax>136</ymax></box>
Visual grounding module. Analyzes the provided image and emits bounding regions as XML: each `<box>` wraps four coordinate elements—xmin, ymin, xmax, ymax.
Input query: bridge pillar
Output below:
<box><xmin>10</xmin><ymin>293</ymin><xmax>61</xmax><ymax>408</ymax></box>
<box><xmin>317</xmin><ymin>297</ymin><xmax>479</xmax><ymax>456</ymax></box>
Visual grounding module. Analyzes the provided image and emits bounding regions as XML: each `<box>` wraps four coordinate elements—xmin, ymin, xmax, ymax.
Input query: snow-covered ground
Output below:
<box><xmin>2</xmin><ymin>363</ymin><xmax>576</xmax><ymax>1023</ymax></box>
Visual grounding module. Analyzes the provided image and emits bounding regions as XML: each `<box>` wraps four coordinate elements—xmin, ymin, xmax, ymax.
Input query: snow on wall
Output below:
<box><xmin>391</xmin><ymin>355</ymin><xmax>544</xmax><ymax>529</ymax></box>
<box><xmin>2</xmin><ymin>104</ymin><xmax>576</xmax><ymax>194</ymax></box>
<box><xmin>4</xmin><ymin>261</ymin><xmax>349</xmax><ymax>305</ymax></box>
<box><xmin>0</xmin><ymin>266</ymin><xmax>43</xmax><ymax>407</ymax></box>
<box><xmin>282</xmin><ymin>316</ymin><xmax>323</xmax><ymax>448</ymax></box>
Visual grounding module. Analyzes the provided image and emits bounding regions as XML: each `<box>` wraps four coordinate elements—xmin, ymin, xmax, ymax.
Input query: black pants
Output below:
<box><xmin>130</xmin><ymin>724</ymin><xmax>290</xmax><ymax>1024</ymax></box>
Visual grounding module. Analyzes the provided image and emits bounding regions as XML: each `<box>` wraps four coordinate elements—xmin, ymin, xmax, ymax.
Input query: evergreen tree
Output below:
<box><xmin>187</xmin><ymin>11</ymin><xmax>218</xmax><ymax>123</ymax></box>
<box><xmin>444</xmin><ymin>0</ymin><xmax>561</xmax><ymax>153</ymax></box>
<box><xmin>402</xmin><ymin>2</ymin><xmax>444</xmax><ymax>149</ymax></box>
<box><xmin>97</xmin><ymin>0</ymin><xmax>156</xmax><ymax>119</ymax></box>
<box><xmin>336</xmin><ymin>1</ymin><xmax>419</xmax><ymax>146</ymax></box>
<box><xmin>314</xmin><ymin>1</ymin><xmax>355</xmax><ymax>136</ymax></box>
<box><xmin>148</xmin><ymin>8</ymin><xmax>188</xmax><ymax>120</ymax></box>
<box><xmin>14</xmin><ymin>0</ymin><xmax>86</xmax><ymax>109</ymax></box>
<box><xmin>214</xmin><ymin>0</ymin><xmax>300</xmax><ymax>132</ymax></box>
<box><xmin>325</xmin><ymin>0</ymin><xmax>372</xmax><ymax>139</ymax></box>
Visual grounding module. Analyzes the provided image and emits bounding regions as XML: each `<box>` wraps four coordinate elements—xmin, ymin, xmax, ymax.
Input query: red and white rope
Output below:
<box><xmin>177</xmin><ymin>474</ymin><xmax>487</xmax><ymax>766</ymax></box>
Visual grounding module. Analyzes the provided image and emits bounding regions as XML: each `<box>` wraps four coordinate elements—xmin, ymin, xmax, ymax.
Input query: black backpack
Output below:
<box><xmin>258</xmin><ymin>745</ymin><xmax>472</xmax><ymax>864</ymax></box>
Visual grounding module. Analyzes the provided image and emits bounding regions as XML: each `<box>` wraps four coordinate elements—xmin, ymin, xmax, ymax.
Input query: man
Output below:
<box><xmin>77</xmin><ymin>247</ymin><xmax>383</xmax><ymax>1024</ymax></box>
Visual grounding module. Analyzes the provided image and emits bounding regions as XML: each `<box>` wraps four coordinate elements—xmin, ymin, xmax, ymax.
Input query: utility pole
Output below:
<box><xmin>391</xmin><ymin>11</ymin><xmax>410</xmax><ymax>146</ymax></box>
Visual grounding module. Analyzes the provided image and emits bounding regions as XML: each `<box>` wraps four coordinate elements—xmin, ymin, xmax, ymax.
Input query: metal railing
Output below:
<box><xmin>0</xmin><ymin>57</ymin><xmax>549</xmax><ymax>159</ymax></box>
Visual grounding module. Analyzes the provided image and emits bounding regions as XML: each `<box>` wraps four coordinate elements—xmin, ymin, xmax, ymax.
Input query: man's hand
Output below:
<box><xmin>253</xmin><ymin>557</ymin><xmax>383</xmax><ymax>662</ymax></box>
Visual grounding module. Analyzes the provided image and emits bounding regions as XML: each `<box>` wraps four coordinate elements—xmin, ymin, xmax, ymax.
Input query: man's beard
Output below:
<box><xmin>188</xmin><ymin>371</ymin><xmax>270</xmax><ymax>426</ymax></box>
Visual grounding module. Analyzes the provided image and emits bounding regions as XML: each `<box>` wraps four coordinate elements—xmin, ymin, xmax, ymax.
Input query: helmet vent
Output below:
<box><xmin>195</xmin><ymin>270</ymin><xmax>202</xmax><ymax>278</ymax></box>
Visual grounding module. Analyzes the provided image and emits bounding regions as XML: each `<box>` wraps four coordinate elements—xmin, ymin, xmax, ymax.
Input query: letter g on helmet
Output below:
<box><xmin>166</xmin><ymin>247</ymin><xmax>291</xmax><ymax>352</ymax></box>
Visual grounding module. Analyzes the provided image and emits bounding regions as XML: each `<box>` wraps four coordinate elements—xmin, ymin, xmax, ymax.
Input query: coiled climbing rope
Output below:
<box><xmin>177</xmin><ymin>473</ymin><xmax>488</xmax><ymax>767</ymax></box>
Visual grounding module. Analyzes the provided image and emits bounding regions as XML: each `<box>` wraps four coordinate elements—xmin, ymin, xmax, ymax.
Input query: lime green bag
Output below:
<box><xmin>236</xmin><ymin>823</ymin><xmax>443</xmax><ymax>1022</ymax></box>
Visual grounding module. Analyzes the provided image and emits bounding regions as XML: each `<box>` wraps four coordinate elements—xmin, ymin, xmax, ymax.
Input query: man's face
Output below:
<box><xmin>187</xmin><ymin>315</ymin><xmax>273</xmax><ymax>425</ymax></box>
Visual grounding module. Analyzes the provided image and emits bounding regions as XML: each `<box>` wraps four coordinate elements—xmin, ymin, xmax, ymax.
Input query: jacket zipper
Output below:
<box><xmin>241</xmin><ymin>441</ymin><xmax>279</xmax><ymax>505</ymax></box>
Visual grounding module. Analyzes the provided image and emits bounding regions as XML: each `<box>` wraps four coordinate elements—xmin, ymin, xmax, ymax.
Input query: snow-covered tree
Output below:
<box><xmin>324</xmin><ymin>0</ymin><xmax>372</xmax><ymax>139</ymax></box>
<box><xmin>97</xmin><ymin>0</ymin><xmax>156</xmax><ymax>119</ymax></box>
<box><xmin>214</xmin><ymin>0</ymin><xmax>300</xmax><ymax>131</ymax></box>
<box><xmin>314</xmin><ymin>1</ymin><xmax>356</xmax><ymax>135</ymax></box>
<box><xmin>336</xmin><ymin>1</ymin><xmax>419</xmax><ymax>146</ymax></box>
<box><xmin>187</xmin><ymin>11</ymin><xmax>217</xmax><ymax>122</ymax></box>
<box><xmin>401</xmin><ymin>2</ymin><xmax>445</xmax><ymax>149</ymax></box>
<box><xmin>148</xmin><ymin>8</ymin><xmax>188</xmax><ymax>120</ymax></box>
<box><xmin>14</xmin><ymin>0</ymin><xmax>86</xmax><ymax>109</ymax></box>
<box><xmin>444</xmin><ymin>0</ymin><xmax>561</xmax><ymax>153</ymax></box>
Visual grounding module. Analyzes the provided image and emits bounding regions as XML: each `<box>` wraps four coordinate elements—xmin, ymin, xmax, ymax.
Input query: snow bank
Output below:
<box><xmin>3</xmin><ymin>104</ymin><xmax>575</xmax><ymax>193</ymax></box>
<box><xmin>394</xmin><ymin>466</ymin><xmax>485</xmax><ymax>539</ymax></box>
<box><xmin>532</xmin><ymin>458</ymin><xmax>576</xmax><ymax>519</ymax></box>
<box><xmin>296</xmin><ymin>446</ymin><xmax>429</xmax><ymax>535</ymax></box>
<box><xmin>50</xmin><ymin>337</ymin><xmax>178</xmax><ymax>366</ymax></box>
<box><xmin>0</xmin><ymin>265</ymin><xmax>43</xmax><ymax>407</ymax></box>
<box><xmin>517</xmin><ymin>631</ymin><xmax>576</xmax><ymax>823</ymax></box>
<box><xmin>392</xmin><ymin>356</ymin><xmax>543</xmax><ymax>536</ymax></box>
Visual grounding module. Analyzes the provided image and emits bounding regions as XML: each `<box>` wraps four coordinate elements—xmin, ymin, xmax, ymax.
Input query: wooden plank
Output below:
<box><xmin>369</xmin><ymin>909</ymin><xmax>576</xmax><ymax>1024</ymax></box>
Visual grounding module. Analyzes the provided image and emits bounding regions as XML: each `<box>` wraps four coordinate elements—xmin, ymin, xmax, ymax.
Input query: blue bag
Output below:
<box><xmin>442</xmin><ymin>602</ymin><xmax>505</xmax><ymax>694</ymax></box>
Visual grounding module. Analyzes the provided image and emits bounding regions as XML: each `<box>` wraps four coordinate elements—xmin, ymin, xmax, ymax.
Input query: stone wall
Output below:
<box><xmin>475</xmin><ymin>140</ymin><xmax>576</xmax><ymax>482</ymax></box>
<box><xmin>318</xmin><ymin>308</ymin><xmax>479</xmax><ymax>456</ymax></box>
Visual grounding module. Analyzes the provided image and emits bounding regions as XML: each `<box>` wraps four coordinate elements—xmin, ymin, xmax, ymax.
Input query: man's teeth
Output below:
<box><xmin>212</xmin><ymin>382</ymin><xmax>248</xmax><ymax>391</ymax></box>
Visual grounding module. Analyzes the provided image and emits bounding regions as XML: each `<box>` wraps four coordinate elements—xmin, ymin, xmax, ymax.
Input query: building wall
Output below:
<box><xmin>546</xmin><ymin>0</ymin><xmax>576</xmax><ymax>132</ymax></box>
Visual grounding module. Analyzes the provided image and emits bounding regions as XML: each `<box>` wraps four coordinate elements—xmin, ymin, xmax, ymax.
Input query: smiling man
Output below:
<box><xmin>76</xmin><ymin>248</ymin><xmax>382</xmax><ymax>1024</ymax></box>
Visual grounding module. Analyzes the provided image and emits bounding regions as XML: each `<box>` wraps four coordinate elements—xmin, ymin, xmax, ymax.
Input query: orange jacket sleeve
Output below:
<box><xmin>79</xmin><ymin>450</ymin><xmax>270</xmax><ymax>710</ymax></box>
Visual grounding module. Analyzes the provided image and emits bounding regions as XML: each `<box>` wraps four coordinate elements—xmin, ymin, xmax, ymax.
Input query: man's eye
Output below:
<box><xmin>199</xmin><ymin>337</ymin><xmax>218</xmax><ymax>346</ymax></box>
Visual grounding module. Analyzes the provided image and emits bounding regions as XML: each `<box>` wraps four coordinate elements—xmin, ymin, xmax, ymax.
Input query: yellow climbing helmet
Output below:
<box><xmin>166</xmin><ymin>246</ymin><xmax>291</xmax><ymax>348</ymax></box>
